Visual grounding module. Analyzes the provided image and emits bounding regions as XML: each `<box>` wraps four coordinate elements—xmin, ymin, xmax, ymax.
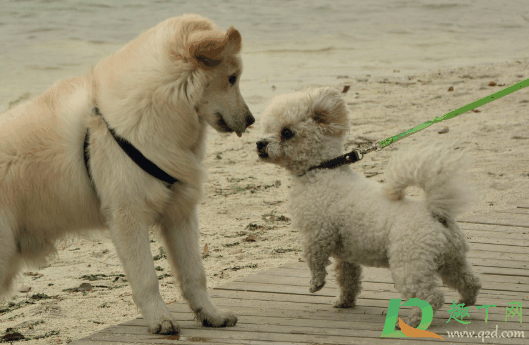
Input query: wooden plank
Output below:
<box><xmin>73</xmin><ymin>341</ymin><xmax>307</xmax><ymax>345</ymax></box>
<box><xmin>235</xmin><ymin>273</ymin><xmax>529</xmax><ymax>295</ymax></box>
<box><xmin>169</xmin><ymin>299</ymin><xmax>528</xmax><ymax>326</ymax></box>
<box><xmin>458</xmin><ymin>212</ymin><xmax>529</xmax><ymax>228</ymax></box>
<box><xmin>267</xmin><ymin>257</ymin><xmax>529</xmax><ymax>275</ymax></box>
<box><xmin>465</xmin><ymin>233</ymin><xmax>529</xmax><ymax>247</ymax></box>
<box><xmin>471</xmin><ymin>266</ymin><xmax>528</xmax><ymax>278</ymax></box>
<box><xmin>101</xmin><ymin>320</ymin><xmax>529</xmax><ymax>339</ymax></box>
<box><xmin>246</xmin><ymin>268</ymin><xmax>529</xmax><ymax>291</ymax></box>
<box><xmin>280</xmin><ymin>261</ymin><xmax>529</xmax><ymax>276</ymax></box>
<box><xmin>469</xmin><ymin>240</ymin><xmax>529</xmax><ymax>249</ymax></box>
<box><xmin>79</xmin><ymin>324</ymin><xmax>318</xmax><ymax>345</ymax></box>
<box><xmin>461</xmin><ymin>223</ymin><xmax>529</xmax><ymax>234</ymax></box>
<box><xmin>273</xmin><ymin>265</ymin><xmax>529</xmax><ymax>282</ymax></box>
<box><xmin>467</xmin><ymin>259</ymin><xmax>529</xmax><ymax>271</ymax></box>
<box><xmin>210</xmin><ymin>288</ymin><xmax>336</xmax><ymax>305</ymax></box>
<box><xmin>100</xmin><ymin>322</ymin><xmax>401</xmax><ymax>337</ymax></box>
<box><xmin>81</xmin><ymin>332</ymin><xmax>528</xmax><ymax>345</ymax></box>
<box><xmin>216</xmin><ymin>281</ymin><xmax>527</xmax><ymax>306</ymax></box>
<box><xmin>73</xmin><ymin>340</ymin><xmax>239</xmax><ymax>345</ymax></box>
<box><xmin>468</xmin><ymin>249</ymin><xmax>529</xmax><ymax>263</ymax></box>
<box><xmin>81</xmin><ymin>326</ymin><xmax>424</xmax><ymax>345</ymax></box>
<box><xmin>463</xmin><ymin>229</ymin><xmax>529</xmax><ymax>241</ymax></box>
<box><xmin>86</xmin><ymin>321</ymin><xmax>528</xmax><ymax>345</ymax></box>
<box><xmin>262</xmin><ymin>265</ymin><xmax>529</xmax><ymax>285</ymax></box>
<box><xmin>222</xmin><ymin>276</ymin><xmax>527</xmax><ymax>300</ymax></box>
<box><xmin>208</xmin><ymin>289</ymin><xmax>525</xmax><ymax>319</ymax></box>
<box><xmin>465</xmin><ymin>242</ymin><xmax>528</xmax><ymax>254</ymax></box>
<box><xmin>124</xmin><ymin>309</ymin><xmax>528</xmax><ymax>331</ymax></box>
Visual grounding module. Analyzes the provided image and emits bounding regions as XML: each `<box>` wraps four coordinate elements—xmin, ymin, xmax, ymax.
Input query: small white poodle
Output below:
<box><xmin>256</xmin><ymin>87</ymin><xmax>481</xmax><ymax>327</ymax></box>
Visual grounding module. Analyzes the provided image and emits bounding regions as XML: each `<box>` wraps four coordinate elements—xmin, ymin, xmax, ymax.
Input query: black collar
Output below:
<box><xmin>83</xmin><ymin>107</ymin><xmax>178</xmax><ymax>188</ymax></box>
<box><xmin>300</xmin><ymin>149</ymin><xmax>363</xmax><ymax>177</ymax></box>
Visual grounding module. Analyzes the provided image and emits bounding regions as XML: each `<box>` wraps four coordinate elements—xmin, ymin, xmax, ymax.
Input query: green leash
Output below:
<box><xmin>306</xmin><ymin>78</ymin><xmax>529</xmax><ymax>173</ymax></box>
<box><xmin>375</xmin><ymin>78</ymin><xmax>529</xmax><ymax>150</ymax></box>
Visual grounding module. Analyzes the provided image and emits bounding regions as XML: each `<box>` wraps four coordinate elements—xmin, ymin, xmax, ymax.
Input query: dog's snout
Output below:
<box><xmin>256</xmin><ymin>139</ymin><xmax>268</xmax><ymax>151</ymax></box>
<box><xmin>256</xmin><ymin>139</ymin><xmax>269</xmax><ymax>159</ymax></box>
<box><xmin>245</xmin><ymin>111</ymin><xmax>255</xmax><ymax>127</ymax></box>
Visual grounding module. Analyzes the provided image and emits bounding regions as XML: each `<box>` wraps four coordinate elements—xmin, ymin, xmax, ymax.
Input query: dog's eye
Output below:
<box><xmin>281</xmin><ymin>128</ymin><xmax>295</xmax><ymax>140</ymax></box>
<box><xmin>228</xmin><ymin>74</ymin><xmax>237</xmax><ymax>85</ymax></box>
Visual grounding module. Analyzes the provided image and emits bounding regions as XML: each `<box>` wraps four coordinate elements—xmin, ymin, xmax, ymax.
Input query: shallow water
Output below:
<box><xmin>1</xmin><ymin>0</ymin><xmax>528</xmax><ymax>112</ymax></box>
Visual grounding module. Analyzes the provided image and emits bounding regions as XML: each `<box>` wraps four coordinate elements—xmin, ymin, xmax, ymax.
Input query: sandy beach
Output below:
<box><xmin>1</xmin><ymin>57</ymin><xmax>528</xmax><ymax>344</ymax></box>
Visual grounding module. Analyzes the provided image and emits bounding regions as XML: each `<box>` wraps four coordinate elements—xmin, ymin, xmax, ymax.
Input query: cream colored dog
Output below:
<box><xmin>256</xmin><ymin>88</ymin><xmax>481</xmax><ymax>328</ymax></box>
<box><xmin>0</xmin><ymin>14</ymin><xmax>254</xmax><ymax>334</ymax></box>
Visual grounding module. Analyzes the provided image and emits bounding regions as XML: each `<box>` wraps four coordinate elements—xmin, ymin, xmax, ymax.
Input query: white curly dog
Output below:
<box><xmin>256</xmin><ymin>87</ymin><xmax>481</xmax><ymax>327</ymax></box>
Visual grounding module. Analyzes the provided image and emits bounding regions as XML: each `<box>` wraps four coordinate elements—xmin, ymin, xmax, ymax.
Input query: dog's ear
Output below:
<box><xmin>312</xmin><ymin>110</ymin><xmax>340</xmax><ymax>135</ymax></box>
<box><xmin>313</xmin><ymin>110</ymin><xmax>329</xmax><ymax>124</ymax></box>
<box><xmin>311</xmin><ymin>88</ymin><xmax>349</xmax><ymax>136</ymax></box>
<box><xmin>225</xmin><ymin>26</ymin><xmax>242</xmax><ymax>53</ymax></box>
<box><xmin>177</xmin><ymin>26</ymin><xmax>242</xmax><ymax>70</ymax></box>
<box><xmin>185</xmin><ymin>36</ymin><xmax>227</xmax><ymax>69</ymax></box>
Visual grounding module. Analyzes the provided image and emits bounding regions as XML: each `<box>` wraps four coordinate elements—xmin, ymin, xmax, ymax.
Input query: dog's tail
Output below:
<box><xmin>383</xmin><ymin>142</ymin><xmax>474</xmax><ymax>219</ymax></box>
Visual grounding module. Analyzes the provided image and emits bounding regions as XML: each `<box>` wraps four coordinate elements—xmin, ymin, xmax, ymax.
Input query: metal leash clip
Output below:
<box><xmin>360</xmin><ymin>143</ymin><xmax>381</xmax><ymax>155</ymax></box>
<box><xmin>347</xmin><ymin>143</ymin><xmax>381</xmax><ymax>164</ymax></box>
<box><xmin>355</xmin><ymin>143</ymin><xmax>381</xmax><ymax>161</ymax></box>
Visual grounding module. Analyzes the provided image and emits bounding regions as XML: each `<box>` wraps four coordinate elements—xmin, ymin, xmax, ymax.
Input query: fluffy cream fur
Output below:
<box><xmin>0</xmin><ymin>14</ymin><xmax>254</xmax><ymax>334</ymax></box>
<box><xmin>256</xmin><ymin>87</ymin><xmax>481</xmax><ymax>328</ymax></box>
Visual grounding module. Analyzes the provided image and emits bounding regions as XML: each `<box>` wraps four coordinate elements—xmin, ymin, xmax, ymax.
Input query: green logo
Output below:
<box><xmin>381</xmin><ymin>298</ymin><xmax>444</xmax><ymax>340</ymax></box>
<box><xmin>381</xmin><ymin>298</ymin><xmax>523</xmax><ymax>340</ymax></box>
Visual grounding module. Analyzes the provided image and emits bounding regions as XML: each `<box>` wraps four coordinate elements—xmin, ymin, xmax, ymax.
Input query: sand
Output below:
<box><xmin>1</xmin><ymin>58</ymin><xmax>528</xmax><ymax>344</ymax></box>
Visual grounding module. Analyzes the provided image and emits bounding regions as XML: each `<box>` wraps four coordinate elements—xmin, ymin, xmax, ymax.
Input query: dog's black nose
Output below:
<box><xmin>256</xmin><ymin>139</ymin><xmax>268</xmax><ymax>151</ymax></box>
<box><xmin>245</xmin><ymin>112</ymin><xmax>255</xmax><ymax>127</ymax></box>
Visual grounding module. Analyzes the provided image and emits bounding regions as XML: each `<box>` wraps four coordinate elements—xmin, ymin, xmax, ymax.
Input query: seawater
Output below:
<box><xmin>1</xmin><ymin>0</ymin><xmax>528</xmax><ymax>112</ymax></box>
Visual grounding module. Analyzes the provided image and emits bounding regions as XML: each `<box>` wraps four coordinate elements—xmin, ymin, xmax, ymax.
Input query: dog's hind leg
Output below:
<box><xmin>159</xmin><ymin>206</ymin><xmax>237</xmax><ymax>328</ymax></box>
<box><xmin>391</xmin><ymin>263</ymin><xmax>445</xmax><ymax>329</ymax></box>
<box><xmin>333</xmin><ymin>259</ymin><xmax>362</xmax><ymax>308</ymax></box>
<box><xmin>438</xmin><ymin>258</ymin><xmax>481</xmax><ymax>306</ymax></box>
<box><xmin>0</xmin><ymin>215</ymin><xmax>21</xmax><ymax>298</ymax></box>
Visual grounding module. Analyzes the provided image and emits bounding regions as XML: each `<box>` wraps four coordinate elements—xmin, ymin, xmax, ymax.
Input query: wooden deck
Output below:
<box><xmin>72</xmin><ymin>208</ymin><xmax>529</xmax><ymax>345</ymax></box>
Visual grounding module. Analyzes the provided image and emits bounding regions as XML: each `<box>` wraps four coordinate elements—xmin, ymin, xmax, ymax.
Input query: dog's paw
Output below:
<box><xmin>396</xmin><ymin>315</ymin><xmax>421</xmax><ymax>330</ymax></box>
<box><xmin>458</xmin><ymin>297</ymin><xmax>477</xmax><ymax>306</ymax></box>
<box><xmin>332</xmin><ymin>296</ymin><xmax>355</xmax><ymax>308</ymax></box>
<box><xmin>309</xmin><ymin>279</ymin><xmax>325</xmax><ymax>293</ymax></box>
<box><xmin>197</xmin><ymin>309</ymin><xmax>237</xmax><ymax>327</ymax></box>
<box><xmin>148</xmin><ymin>318</ymin><xmax>180</xmax><ymax>334</ymax></box>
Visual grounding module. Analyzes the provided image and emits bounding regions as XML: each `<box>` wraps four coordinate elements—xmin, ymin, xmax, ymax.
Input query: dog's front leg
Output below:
<box><xmin>108</xmin><ymin>208</ymin><xmax>179</xmax><ymax>334</ymax></box>
<box><xmin>159</xmin><ymin>206</ymin><xmax>237</xmax><ymax>328</ymax></box>
<box><xmin>303</xmin><ymin>239</ymin><xmax>332</xmax><ymax>293</ymax></box>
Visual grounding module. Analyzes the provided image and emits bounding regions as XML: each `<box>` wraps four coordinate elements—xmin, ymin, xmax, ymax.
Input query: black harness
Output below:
<box><xmin>83</xmin><ymin>107</ymin><xmax>178</xmax><ymax>188</ymax></box>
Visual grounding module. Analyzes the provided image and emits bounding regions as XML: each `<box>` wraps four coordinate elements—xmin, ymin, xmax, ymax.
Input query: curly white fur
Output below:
<box><xmin>257</xmin><ymin>88</ymin><xmax>482</xmax><ymax>328</ymax></box>
<box><xmin>384</xmin><ymin>143</ymin><xmax>475</xmax><ymax>220</ymax></box>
